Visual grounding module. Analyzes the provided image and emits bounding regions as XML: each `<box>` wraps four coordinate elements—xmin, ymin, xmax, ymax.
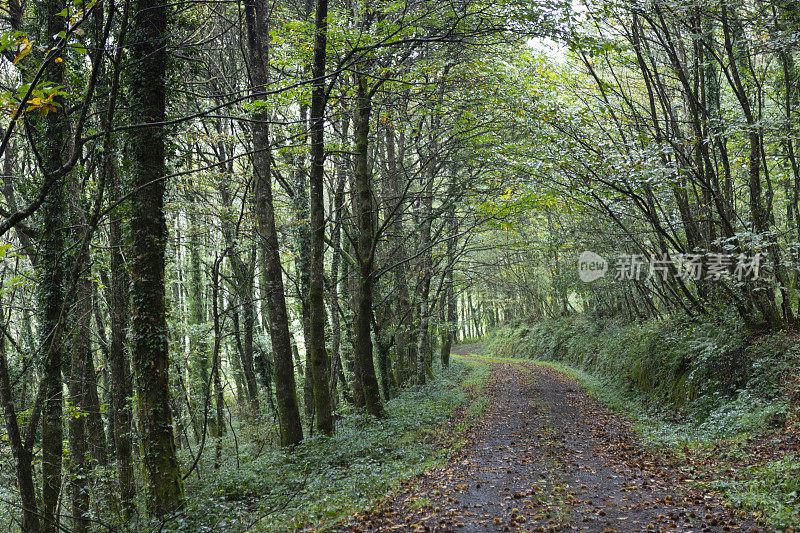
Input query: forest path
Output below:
<box><xmin>348</xmin><ymin>347</ymin><xmax>756</xmax><ymax>533</ymax></box>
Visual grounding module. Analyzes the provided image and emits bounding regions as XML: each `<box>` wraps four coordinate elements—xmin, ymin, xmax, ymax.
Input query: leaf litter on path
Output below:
<box><xmin>346</xmin><ymin>353</ymin><xmax>760</xmax><ymax>533</ymax></box>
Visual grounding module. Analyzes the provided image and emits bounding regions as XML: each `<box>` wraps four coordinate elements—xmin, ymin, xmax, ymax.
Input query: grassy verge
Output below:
<box><xmin>164</xmin><ymin>357</ymin><xmax>491</xmax><ymax>532</ymax></box>
<box><xmin>482</xmin><ymin>319</ymin><xmax>800</xmax><ymax>532</ymax></box>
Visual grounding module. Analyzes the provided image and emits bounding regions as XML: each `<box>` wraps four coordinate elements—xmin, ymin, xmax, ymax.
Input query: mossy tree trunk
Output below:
<box><xmin>108</xmin><ymin>167</ymin><xmax>136</xmax><ymax>518</ymax></box>
<box><xmin>127</xmin><ymin>0</ymin><xmax>184</xmax><ymax>516</ymax></box>
<box><xmin>352</xmin><ymin>75</ymin><xmax>384</xmax><ymax>418</ymax></box>
<box><xmin>245</xmin><ymin>0</ymin><xmax>303</xmax><ymax>446</ymax></box>
<box><xmin>39</xmin><ymin>0</ymin><xmax>68</xmax><ymax>529</ymax></box>
<box><xmin>308</xmin><ymin>0</ymin><xmax>334</xmax><ymax>436</ymax></box>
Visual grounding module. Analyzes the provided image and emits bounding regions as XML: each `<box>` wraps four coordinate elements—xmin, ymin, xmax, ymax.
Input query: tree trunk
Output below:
<box><xmin>211</xmin><ymin>257</ymin><xmax>226</xmax><ymax>446</ymax></box>
<box><xmin>245</xmin><ymin>0</ymin><xmax>303</xmax><ymax>446</ymax></box>
<box><xmin>308</xmin><ymin>0</ymin><xmax>334</xmax><ymax>435</ymax></box>
<box><xmin>68</xmin><ymin>277</ymin><xmax>90</xmax><ymax>533</ymax></box>
<box><xmin>187</xmin><ymin>204</ymin><xmax>210</xmax><ymax>411</ymax></box>
<box><xmin>67</xmin><ymin>176</ymin><xmax>93</xmax><ymax>533</ymax></box>
<box><xmin>415</xmin><ymin>174</ymin><xmax>435</xmax><ymax>384</ymax></box>
<box><xmin>128</xmin><ymin>0</ymin><xmax>184</xmax><ymax>515</ymax></box>
<box><xmin>440</xmin><ymin>212</ymin><xmax>457</xmax><ymax>368</ymax></box>
<box><xmin>352</xmin><ymin>75</ymin><xmax>384</xmax><ymax>418</ymax></box>
<box><xmin>107</xmin><ymin>164</ymin><xmax>136</xmax><ymax>519</ymax></box>
<box><xmin>240</xmin><ymin>278</ymin><xmax>260</xmax><ymax>412</ymax></box>
<box><xmin>229</xmin><ymin>300</ymin><xmax>248</xmax><ymax>405</ymax></box>
<box><xmin>328</xmin><ymin>157</ymin><xmax>346</xmax><ymax>411</ymax></box>
<box><xmin>383</xmin><ymin>124</ymin><xmax>413</xmax><ymax>386</ymax></box>
<box><xmin>40</xmin><ymin>0</ymin><xmax>68</xmax><ymax>528</ymax></box>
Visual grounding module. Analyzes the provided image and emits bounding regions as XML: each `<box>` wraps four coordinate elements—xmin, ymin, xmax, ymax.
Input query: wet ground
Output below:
<box><xmin>347</xmin><ymin>347</ymin><xmax>758</xmax><ymax>532</ymax></box>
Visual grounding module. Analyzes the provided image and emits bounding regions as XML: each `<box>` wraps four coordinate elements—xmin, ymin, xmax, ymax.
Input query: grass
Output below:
<box><xmin>157</xmin><ymin>357</ymin><xmax>492</xmax><ymax>532</ymax></box>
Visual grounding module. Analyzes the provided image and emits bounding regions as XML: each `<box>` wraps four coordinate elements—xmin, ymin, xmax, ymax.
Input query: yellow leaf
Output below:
<box><xmin>13</xmin><ymin>43</ymin><xmax>31</xmax><ymax>65</ymax></box>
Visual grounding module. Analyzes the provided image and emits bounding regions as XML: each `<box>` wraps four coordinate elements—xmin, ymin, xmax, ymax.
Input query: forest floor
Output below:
<box><xmin>346</xmin><ymin>346</ymin><xmax>759</xmax><ymax>533</ymax></box>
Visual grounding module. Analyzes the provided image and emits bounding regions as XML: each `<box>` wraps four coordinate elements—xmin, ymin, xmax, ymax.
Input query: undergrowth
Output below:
<box><xmin>157</xmin><ymin>358</ymin><xmax>491</xmax><ymax>532</ymax></box>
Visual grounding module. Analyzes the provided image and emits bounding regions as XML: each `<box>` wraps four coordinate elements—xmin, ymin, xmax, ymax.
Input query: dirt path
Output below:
<box><xmin>348</xmin><ymin>347</ymin><xmax>758</xmax><ymax>533</ymax></box>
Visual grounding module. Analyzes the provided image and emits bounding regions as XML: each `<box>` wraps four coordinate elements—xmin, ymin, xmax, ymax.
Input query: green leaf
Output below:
<box><xmin>72</xmin><ymin>41</ymin><xmax>87</xmax><ymax>55</ymax></box>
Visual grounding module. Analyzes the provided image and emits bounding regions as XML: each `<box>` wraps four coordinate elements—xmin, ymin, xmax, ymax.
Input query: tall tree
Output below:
<box><xmin>127</xmin><ymin>0</ymin><xmax>184</xmax><ymax>515</ymax></box>
<box><xmin>244</xmin><ymin>0</ymin><xmax>304</xmax><ymax>445</ymax></box>
<box><xmin>67</xmin><ymin>179</ymin><xmax>92</xmax><ymax>533</ymax></box>
<box><xmin>39</xmin><ymin>1</ymin><xmax>68</xmax><ymax>529</ymax></box>
<box><xmin>308</xmin><ymin>0</ymin><xmax>334</xmax><ymax>435</ymax></box>
<box><xmin>352</xmin><ymin>74</ymin><xmax>385</xmax><ymax>417</ymax></box>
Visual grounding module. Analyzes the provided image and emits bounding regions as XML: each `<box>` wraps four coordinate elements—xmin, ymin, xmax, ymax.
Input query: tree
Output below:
<box><xmin>351</xmin><ymin>73</ymin><xmax>385</xmax><ymax>417</ymax></box>
<box><xmin>245</xmin><ymin>0</ymin><xmax>304</xmax><ymax>446</ymax></box>
<box><xmin>308</xmin><ymin>0</ymin><xmax>334</xmax><ymax>435</ymax></box>
<box><xmin>127</xmin><ymin>0</ymin><xmax>184</xmax><ymax>515</ymax></box>
<box><xmin>38</xmin><ymin>1</ymin><xmax>68</xmax><ymax>529</ymax></box>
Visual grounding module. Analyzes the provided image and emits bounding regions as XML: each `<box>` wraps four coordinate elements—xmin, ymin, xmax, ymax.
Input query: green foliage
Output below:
<box><xmin>164</xmin><ymin>360</ymin><xmax>490</xmax><ymax>531</ymax></box>
<box><xmin>695</xmin><ymin>390</ymin><xmax>788</xmax><ymax>440</ymax></box>
<box><xmin>721</xmin><ymin>455</ymin><xmax>800</xmax><ymax>531</ymax></box>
